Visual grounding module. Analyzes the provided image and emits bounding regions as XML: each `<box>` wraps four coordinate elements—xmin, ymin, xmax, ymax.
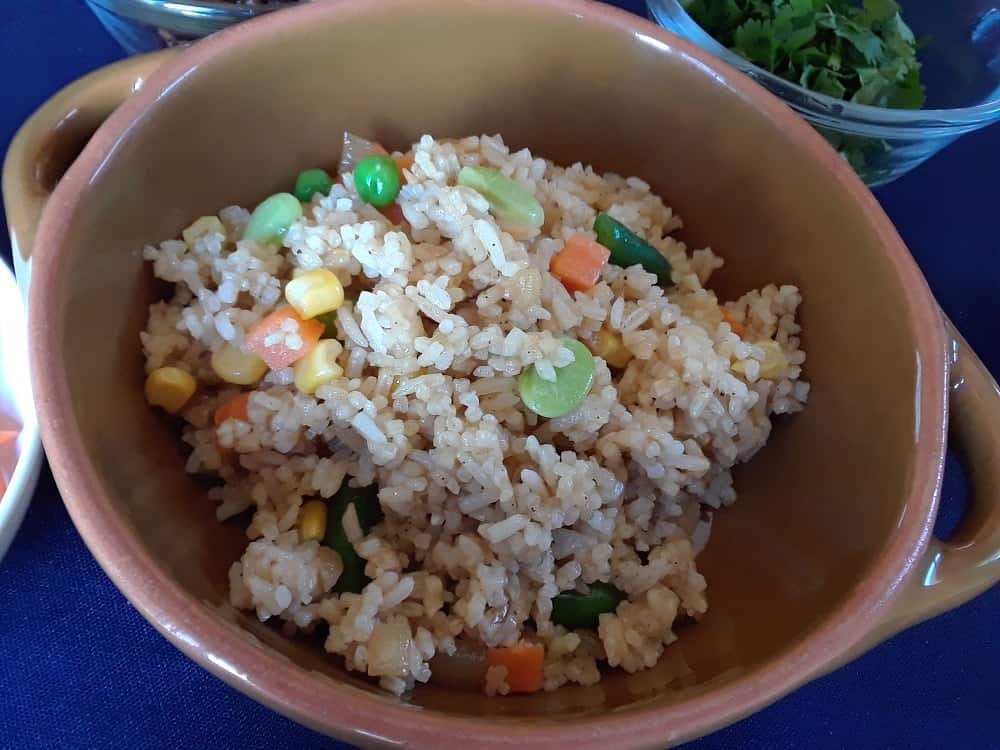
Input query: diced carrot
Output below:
<box><xmin>486</xmin><ymin>642</ymin><xmax>544</xmax><ymax>694</ymax></box>
<box><xmin>378</xmin><ymin>203</ymin><xmax>406</xmax><ymax>226</ymax></box>
<box><xmin>213</xmin><ymin>393</ymin><xmax>252</xmax><ymax>459</ymax></box>
<box><xmin>549</xmin><ymin>235</ymin><xmax>610</xmax><ymax>294</ymax></box>
<box><xmin>393</xmin><ymin>154</ymin><xmax>415</xmax><ymax>184</ymax></box>
<box><xmin>214</xmin><ymin>392</ymin><xmax>252</xmax><ymax>426</ymax></box>
<box><xmin>245</xmin><ymin>307</ymin><xmax>324</xmax><ymax>370</ymax></box>
<box><xmin>721</xmin><ymin>309</ymin><xmax>745</xmax><ymax>338</ymax></box>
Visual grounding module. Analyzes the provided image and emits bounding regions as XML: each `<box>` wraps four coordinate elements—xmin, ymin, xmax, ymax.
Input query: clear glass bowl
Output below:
<box><xmin>647</xmin><ymin>0</ymin><xmax>1000</xmax><ymax>186</ymax></box>
<box><xmin>85</xmin><ymin>0</ymin><xmax>299</xmax><ymax>54</ymax></box>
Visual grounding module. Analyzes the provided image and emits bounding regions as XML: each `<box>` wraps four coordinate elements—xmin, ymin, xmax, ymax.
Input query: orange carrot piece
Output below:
<box><xmin>549</xmin><ymin>235</ymin><xmax>610</xmax><ymax>294</ymax></box>
<box><xmin>393</xmin><ymin>154</ymin><xmax>415</xmax><ymax>184</ymax></box>
<box><xmin>245</xmin><ymin>307</ymin><xmax>324</xmax><ymax>370</ymax></box>
<box><xmin>486</xmin><ymin>642</ymin><xmax>544</xmax><ymax>694</ymax></box>
<box><xmin>213</xmin><ymin>393</ymin><xmax>252</xmax><ymax>458</ymax></box>
<box><xmin>214</xmin><ymin>392</ymin><xmax>252</xmax><ymax>426</ymax></box>
<box><xmin>379</xmin><ymin>203</ymin><xmax>406</xmax><ymax>226</ymax></box>
<box><xmin>721</xmin><ymin>309</ymin><xmax>745</xmax><ymax>338</ymax></box>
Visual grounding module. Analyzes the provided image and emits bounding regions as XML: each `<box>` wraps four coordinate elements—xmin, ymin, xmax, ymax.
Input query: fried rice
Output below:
<box><xmin>140</xmin><ymin>133</ymin><xmax>809</xmax><ymax>695</ymax></box>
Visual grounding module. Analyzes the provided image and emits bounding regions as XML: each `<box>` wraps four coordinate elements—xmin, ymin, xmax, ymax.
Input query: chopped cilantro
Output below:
<box><xmin>684</xmin><ymin>0</ymin><xmax>927</xmax><ymax>109</ymax></box>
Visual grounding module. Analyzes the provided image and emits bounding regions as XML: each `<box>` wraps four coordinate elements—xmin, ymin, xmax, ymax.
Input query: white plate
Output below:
<box><xmin>0</xmin><ymin>257</ymin><xmax>42</xmax><ymax>563</ymax></box>
<box><xmin>12</xmin><ymin>251</ymin><xmax>30</xmax><ymax>298</ymax></box>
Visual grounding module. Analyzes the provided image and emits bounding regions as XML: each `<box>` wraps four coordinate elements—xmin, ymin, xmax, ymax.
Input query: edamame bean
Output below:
<box><xmin>518</xmin><ymin>338</ymin><xmax>595</xmax><ymax>419</ymax></box>
<box><xmin>457</xmin><ymin>166</ymin><xmax>544</xmax><ymax>233</ymax></box>
<box><xmin>243</xmin><ymin>193</ymin><xmax>302</xmax><ymax>245</ymax></box>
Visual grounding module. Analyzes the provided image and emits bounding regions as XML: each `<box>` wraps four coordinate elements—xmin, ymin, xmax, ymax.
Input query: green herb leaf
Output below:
<box><xmin>684</xmin><ymin>0</ymin><xmax>926</xmax><ymax>110</ymax></box>
<box><xmin>683</xmin><ymin>0</ymin><xmax>747</xmax><ymax>44</ymax></box>
<box><xmin>772</xmin><ymin>3</ymin><xmax>816</xmax><ymax>52</ymax></box>
<box><xmin>862</xmin><ymin>0</ymin><xmax>899</xmax><ymax>26</ymax></box>
<box><xmin>789</xmin><ymin>45</ymin><xmax>828</xmax><ymax>69</ymax></box>
<box><xmin>833</xmin><ymin>19</ymin><xmax>884</xmax><ymax>64</ymax></box>
<box><xmin>814</xmin><ymin>69</ymin><xmax>847</xmax><ymax>99</ymax></box>
<box><xmin>733</xmin><ymin>18</ymin><xmax>778</xmax><ymax>69</ymax></box>
<box><xmin>886</xmin><ymin>65</ymin><xmax>927</xmax><ymax>109</ymax></box>
<box><xmin>888</xmin><ymin>12</ymin><xmax>916</xmax><ymax>45</ymax></box>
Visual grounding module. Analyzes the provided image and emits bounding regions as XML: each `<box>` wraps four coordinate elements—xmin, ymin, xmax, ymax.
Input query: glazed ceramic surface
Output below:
<box><xmin>10</xmin><ymin>1</ymin><xmax>999</xmax><ymax>747</ymax></box>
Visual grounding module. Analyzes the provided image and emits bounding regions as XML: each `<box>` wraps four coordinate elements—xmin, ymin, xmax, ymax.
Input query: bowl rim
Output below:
<box><xmin>29</xmin><ymin>0</ymin><xmax>949</xmax><ymax>747</ymax></box>
<box><xmin>84</xmin><ymin>0</ymin><xmax>296</xmax><ymax>36</ymax></box>
<box><xmin>0</xmin><ymin>260</ymin><xmax>43</xmax><ymax>563</ymax></box>
<box><xmin>647</xmin><ymin>0</ymin><xmax>1000</xmax><ymax>136</ymax></box>
<box><xmin>86</xmin><ymin>0</ymin><xmax>299</xmax><ymax>18</ymax></box>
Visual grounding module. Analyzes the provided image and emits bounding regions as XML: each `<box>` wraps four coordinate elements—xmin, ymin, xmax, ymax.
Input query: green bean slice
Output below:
<box><xmin>322</xmin><ymin>483</ymin><xmax>383</xmax><ymax>594</ymax></box>
<box><xmin>551</xmin><ymin>582</ymin><xmax>626</xmax><ymax>630</ymax></box>
<box><xmin>593</xmin><ymin>212</ymin><xmax>672</xmax><ymax>285</ymax></box>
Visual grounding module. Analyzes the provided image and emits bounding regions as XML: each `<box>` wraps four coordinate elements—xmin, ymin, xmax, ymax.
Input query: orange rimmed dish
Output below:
<box><xmin>5</xmin><ymin>1</ymin><xmax>1000</xmax><ymax>747</ymax></box>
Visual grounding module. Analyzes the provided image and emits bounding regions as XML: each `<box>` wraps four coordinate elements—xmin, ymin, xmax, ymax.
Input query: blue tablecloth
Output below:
<box><xmin>1</xmin><ymin>2</ymin><xmax>997</xmax><ymax>748</ymax></box>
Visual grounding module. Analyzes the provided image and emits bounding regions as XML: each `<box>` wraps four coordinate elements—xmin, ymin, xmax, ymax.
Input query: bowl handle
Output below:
<box><xmin>2</xmin><ymin>49</ymin><xmax>178</xmax><ymax>269</ymax></box>
<box><xmin>861</xmin><ymin>318</ymin><xmax>1000</xmax><ymax>652</ymax></box>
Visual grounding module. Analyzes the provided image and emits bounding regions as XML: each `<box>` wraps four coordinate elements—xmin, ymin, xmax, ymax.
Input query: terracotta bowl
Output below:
<box><xmin>7</xmin><ymin>0</ymin><xmax>1000</xmax><ymax>747</ymax></box>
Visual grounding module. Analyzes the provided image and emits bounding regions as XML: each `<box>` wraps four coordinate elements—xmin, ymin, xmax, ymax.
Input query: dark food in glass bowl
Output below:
<box><xmin>682</xmin><ymin>0</ymin><xmax>929</xmax><ymax>171</ymax></box>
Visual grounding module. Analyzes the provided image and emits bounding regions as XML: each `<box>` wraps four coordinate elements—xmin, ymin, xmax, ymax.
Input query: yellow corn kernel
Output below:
<box><xmin>293</xmin><ymin>339</ymin><xmax>344</xmax><ymax>394</ymax></box>
<box><xmin>144</xmin><ymin>367</ymin><xmax>197</xmax><ymax>414</ymax></box>
<box><xmin>757</xmin><ymin>340</ymin><xmax>789</xmax><ymax>379</ymax></box>
<box><xmin>733</xmin><ymin>340</ymin><xmax>788</xmax><ymax>379</ymax></box>
<box><xmin>211</xmin><ymin>343</ymin><xmax>268</xmax><ymax>385</ymax></box>
<box><xmin>284</xmin><ymin>269</ymin><xmax>344</xmax><ymax>319</ymax></box>
<box><xmin>182</xmin><ymin>216</ymin><xmax>225</xmax><ymax>245</ymax></box>
<box><xmin>299</xmin><ymin>500</ymin><xmax>328</xmax><ymax>542</ymax></box>
<box><xmin>592</xmin><ymin>329</ymin><xmax>632</xmax><ymax>369</ymax></box>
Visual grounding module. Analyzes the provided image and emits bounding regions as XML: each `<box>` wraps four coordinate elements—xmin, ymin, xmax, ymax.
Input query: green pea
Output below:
<box><xmin>457</xmin><ymin>166</ymin><xmax>544</xmax><ymax>233</ymax></box>
<box><xmin>322</xmin><ymin>482</ymin><xmax>383</xmax><ymax>594</ymax></box>
<box><xmin>551</xmin><ymin>583</ymin><xmax>626</xmax><ymax>630</ymax></box>
<box><xmin>518</xmin><ymin>338</ymin><xmax>595</xmax><ymax>419</ymax></box>
<box><xmin>353</xmin><ymin>155</ymin><xmax>401</xmax><ymax>208</ymax></box>
<box><xmin>243</xmin><ymin>192</ymin><xmax>302</xmax><ymax>245</ymax></box>
<box><xmin>593</xmin><ymin>212</ymin><xmax>672</xmax><ymax>285</ymax></box>
<box><xmin>294</xmin><ymin>168</ymin><xmax>333</xmax><ymax>203</ymax></box>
